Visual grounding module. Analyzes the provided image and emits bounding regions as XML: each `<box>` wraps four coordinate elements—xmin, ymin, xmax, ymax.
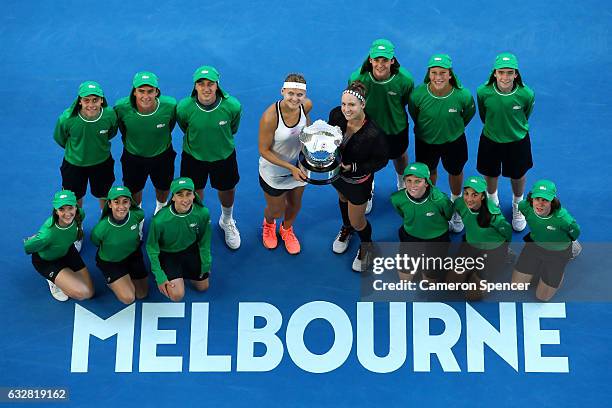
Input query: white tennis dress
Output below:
<box><xmin>259</xmin><ymin>101</ymin><xmax>308</xmax><ymax>190</ymax></box>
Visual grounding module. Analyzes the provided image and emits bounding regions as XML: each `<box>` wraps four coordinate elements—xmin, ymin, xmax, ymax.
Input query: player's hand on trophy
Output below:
<box><xmin>291</xmin><ymin>166</ymin><xmax>308</xmax><ymax>181</ymax></box>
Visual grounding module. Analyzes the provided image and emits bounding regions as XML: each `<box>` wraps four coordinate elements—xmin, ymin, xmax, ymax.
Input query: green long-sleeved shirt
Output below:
<box><xmin>519</xmin><ymin>200</ymin><xmax>580</xmax><ymax>251</ymax></box>
<box><xmin>391</xmin><ymin>187</ymin><xmax>453</xmax><ymax>239</ymax></box>
<box><xmin>24</xmin><ymin>208</ymin><xmax>85</xmax><ymax>260</ymax></box>
<box><xmin>176</xmin><ymin>95</ymin><xmax>242</xmax><ymax>162</ymax></box>
<box><xmin>476</xmin><ymin>83</ymin><xmax>535</xmax><ymax>143</ymax></box>
<box><xmin>146</xmin><ymin>203</ymin><xmax>212</xmax><ymax>284</ymax></box>
<box><xmin>454</xmin><ymin>199</ymin><xmax>511</xmax><ymax>249</ymax></box>
<box><xmin>114</xmin><ymin>96</ymin><xmax>177</xmax><ymax>157</ymax></box>
<box><xmin>408</xmin><ymin>84</ymin><xmax>475</xmax><ymax>144</ymax></box>
<box><xmin>53</xmin><ymin>107</ymin><xmax>118</xmax><ymax>166</ymax></box>
<box><xmin>91</xmin><ymin>208</ymin><xmax>145</xmax><ymax>262</ymax></box>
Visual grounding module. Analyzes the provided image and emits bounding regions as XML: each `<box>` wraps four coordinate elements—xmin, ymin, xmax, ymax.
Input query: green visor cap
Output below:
<box><xmin>107</xmin><ymin>186</ymin><xmax>133</xmax><ymax>201</ymax></box>
<box><xmin>52</xmin><ymin>190</ymin><xmax>77</xmax><ymax>209</ymax></box>
<box><xmin>531</xmin><ymin>180</ymin><xmax>557</xmax><ymax>201</ymax></box>
<box><xmin>193</xmin><ymin>65</ymin><xmax>220</xmax><ymax>83</ymax></box>
<box><xmin>403</xmin><ymin>162</ymin><xmax>430</xmax><ymax>179</ymax></box>
<box><xmin>133</xmin><ymin>71</ymin><xmax>159</xmax><ymax>88</ymax></box>
<box><xmin>78</xmin><ymin>81</ymin><xmax>104</xmax><ymax>97</ymax></box>
<box><xmin>494</xmin><ymin>52</ymin><xmax>519</xmax><ymax>70</ymax></box>
<box><xmin>369</xmin><ymin>39</ymin><xmax>395</xmax><ymax>59</ymax></box>
<box><xmin>171</xmin><ymin>177</ymin><xmax>195</xmax><ymax>194</ymax></box>
<box><xmin>428</xmin><ymin>54</ymin><xmax>452</xmax><ymax>69</ymax></box>
<box><xmin>464</xmin><ymin>176</ymin><xmax>487</xmax><ymax>193</ymax></box>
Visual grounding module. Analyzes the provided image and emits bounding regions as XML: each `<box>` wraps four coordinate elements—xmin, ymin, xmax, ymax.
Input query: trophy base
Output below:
<box><xmin>298</xmin><ymin>152</ymin><xmax>341</xmax><ymax>185</ymax></box>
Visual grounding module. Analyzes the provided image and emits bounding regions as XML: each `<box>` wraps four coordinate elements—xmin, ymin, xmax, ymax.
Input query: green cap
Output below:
<box><xmin>133</xmin><ymin>71</ymin><xmax>159</xmax><ymax>88</ymax></box>
<box><xmin>403</xmin><ymin>162</ymin><xmax>430</xmax><ymax>179</ymax></box>
<box><xmin>170</xmin><ymin>177</ymin><xmax>195</xmax><ymax>194</ymax></box>
<box><xmin>193</xmin><ymin>65</ymin><xmax>220</xmax><ymax>83</ymax></box>
<box><xmin>531</xmin><ymin>180</ymin><xmax>557</xmax><ymax>201</ymax></box>
<box><xmin>494</xmin><ymin>52</ymin><xmax>519</xmax><ymax>70</ymax></box>
<box><xmin>464</xmin><ymin>176</ymin><xmax>487</xmax><ymax>193</ymax></box>
<box><xmin>52</xmin><ymin>190</ymin><xmax>77</xmax><ymax>209</ymax></box>
<box><xmin>107</xmin><ymin>186</ymin><xmax>133</xmax><ymax>201</ymax></box>
<box><xmin>78</xmin><ymin>81</ymin><xmax>104</xmax><ymax>97</ymax></box>
<box><xmin>428</xmin><ymin>54</ymin><xmax>452</xmax><ymax>69</ymax></box>
<box><xmin>369</xmin><ymin>39</ymin><xmax>395</xmax><ymax>59</ymax></box>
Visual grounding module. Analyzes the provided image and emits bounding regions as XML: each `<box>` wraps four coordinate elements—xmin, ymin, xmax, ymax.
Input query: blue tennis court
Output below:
<box><xmin>1</xmin><ymin>1</ymin><xmax>611</xmax><ymax>406</ymax></box>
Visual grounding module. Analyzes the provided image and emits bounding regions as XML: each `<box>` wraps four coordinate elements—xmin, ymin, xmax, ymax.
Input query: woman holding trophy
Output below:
<box><xmin>258</xmin><ymin>74</ymin><xmax>313</xmax><ymax>255</ymax></box>
<box><xmin>328</xmin><ymin>81</ymin><xmax>389</xmax><ymax>271</ymax></box>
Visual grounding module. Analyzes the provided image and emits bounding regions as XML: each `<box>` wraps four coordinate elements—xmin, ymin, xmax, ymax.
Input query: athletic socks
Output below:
<box><xmin>339</xmin><ymin>200</ymin><xmax>351</xmax><ymax>228</ymax></box>
<box><xmin>450</xmin><ymin>193</ymin><xmax>461</xmax><ymax>203</ymax></box>
<box><xmin>487</xmin><ymin>191</ymin><xmax>499</xmax><ymax>206</ymax></box>
<box><xmin>356</xmin><ymin>221</ymin><xmax>372</xmax><ymax>243</ymax></box>
<box><xmin>221</xmin><ymin>205</ymin><xmax>234</xmax><ymax>224</ymax></box>
<box><xmin>513</xmin><ymin>195</ymin><xmax>524</xmax><ymax>205</ymax></box>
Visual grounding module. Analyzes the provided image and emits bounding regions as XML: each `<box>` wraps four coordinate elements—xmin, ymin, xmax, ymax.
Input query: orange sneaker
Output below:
<box><xmin>262</xmin><ymin>219</ymin><xmax>278</xmax><ymax>249</ymax></box>
<box><xmin>279</xmin><ymin>224</ymin><xmax>301</xmax><ymax>255</ymax></box>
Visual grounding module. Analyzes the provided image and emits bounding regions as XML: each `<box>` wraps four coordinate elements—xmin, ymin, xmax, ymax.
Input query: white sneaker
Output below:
<box><xmin>365</xmin><ymin>180</ymin><xmax>375</xmax><ymax>214</ymax></box>
<box><xmin>512</xmin><ymin>203</ymin><xmax>526</xmax><ymax>232</ymax></box>
<box><xmin>47</xmin><ymin>280</ymin><xmax>68</xmax><ymax>302</ymax></box>
<box><xmin>74</xmin><ymin>239</ymin><xmax>83</xmax><ymax>252</ymax></box>
<box><xmin>219</xmin><ymin>217</ymin><xmax>241</xmax><ymax>249</ymax></box>
<box><xmin>352</xmin><ymin>249</ymin><xmax>362</xmax><ymax>272</ymax></box>
<box><xmin>365</xmin><ymin>198</ymin><xmax>373</xmax><ymax>214</ymax></box>
<box><xmin>448</xmin><ymin>212</ymin><xmax>464</xmax><ymax>233</ymax></box>
<box><xmin>154</xmin><ymin>201</ymin><xmax>165</xmax><ymax>215</ymax></box>
<box><xmin>332</xmin><ymin>225</ymin><xmax>353</xmax><ymax>254</ymax></box>
<box><xmin>396</xmin><ymin>174</ymin><xmax>405</xmax><ymax>191</ymax></box>
<box><xmin>570</xmin><ymin>240</ymin><xmax>582</xmax><ymax>259</ymax></box>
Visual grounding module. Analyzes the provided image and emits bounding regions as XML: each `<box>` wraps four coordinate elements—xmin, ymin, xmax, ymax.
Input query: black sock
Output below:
<box><xmin>356</xmin><ymin>221</ymin><xmax>372</xmax><ymax>243</ymax></box>
<box><xmin>339</xmin><ymin>200</ymin><xmax>351</xmax><ymax>228</ymax></box>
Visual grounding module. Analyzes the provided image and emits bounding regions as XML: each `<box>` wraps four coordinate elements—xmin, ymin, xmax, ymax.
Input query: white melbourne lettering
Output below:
<box><xmin>88</xmin><ymin>84</ymin><xmax>96</xmax><ymax>88</ymax></box>
<box><xmin>131</xmin><ymin>225</ymin><xmax>137</xmax><ymax>230</ymax></box>
<box><xmin>156</xmin><ymin>124</ymin><xmax>165</xmax><ymax>128</ymax></box>
<box><xmin>219</xmin><ymin>121</ymin><xmax>228</xmax><ymax>126</ymax></box>
<box><xmin>503</xmin><ymin>57</ymin><xmax>510</xmax><ymax>61</ymax></box>
<box><xmin>60</xmin><ymin>194</ymin><xmax>67</xmax><ymax>199</ymax></box>
<box><xmin>540</xmin><ymin>186</ymin><xmax>547</xmax><ymax>190</ymax></box>
<box><xmin>547</xmin><ymin>226</ymin><xmax>557</xmax><ymax>231</ymax></box>
<box><xmin>99</xmin><ymin>130</ymin><xmax>109</xmax><ymax>134</ymax></box>
<box><xmin>513</xmin><ymin>106</ymin><xmax>522</xmax><ymax>110</ymax></box>
<box><xmin>426</xmin><ymin>212</ymin><xmax>435</xmax><ymax>217</ymax></box>
<box><xmin>69</xmin><ymin>302</ymin><xmax>569</xmax><ymax>373</ymax></box>
<box><xmin>190</xmin><ymin>223</ymin><xmax>197</xmax><ymax>227</ymax></box>
<box><xmin>388</xmin><ymin>91</ymin><xmax>397</xmax><ymax>96</ymax></box>
<box><xmin>448</xmin><ymin>108</ymin><xmax>458</xmax><ymax>113</ymax></box>
<box><xmin>142</xmin><ymin>75</ymin><xmax>150</xmax><ymax>79</ymax></box>
<box><xmin>378</xmin><ymin>45</ymin><xmax>385</xmax><ymax>50</ymax></box>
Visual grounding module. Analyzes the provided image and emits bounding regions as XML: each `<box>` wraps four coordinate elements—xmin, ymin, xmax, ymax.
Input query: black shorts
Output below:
<box><xmin>476</xmin><ymin>133</ymin><xmax>533</xmax><ymax>179</ymax></box>
<box><xmin>385</xmin><ymin>127</ymin><xmax>409</xmax><ymax>160</ymax></box>
<box><xmin>332</xmin><ymin>175</ymin><xmax>373</xmax><ymax>206</ymax></box>
<box><xmin>60</xmin><ymin>156</ymin><xmax>115</xmax><ymax>199</ymax></box>
<box><xmin>159</xmin><ymin>242</ymin><xmax>209</xmax><ymax>282</ymax></box>
<box><xmin>180</xmin><ymin>150</ymin><xmax>239</xmax><ymax>191</ymax></box>
<box><xmin>415</xmin><ymin>134</ymin><xmax>468</xmax><ymax>176</ymax></box>
<box><xmin>514</xmin><ymin>234</ymin><xmax>571</xmax><ymax>288</ymax></box>
<box><xmin>398</xmin><ymin>227</ymin><xmax>450</xmax><ymax>280</ymax></box>
<box><xmin>31</xmin><ymin>244</ymin><xmax>85</xmax><ymax>282</ymax></box>
<box><xmin>457</xmin><ymin>238</ymin><xmax>509</xmax><ymax>281</ymax></box>
<box><xmin>259</xmin><ymin>175</ymin><xmax>293</xmax><ymax>197</ymax></box>
<box><xmin>121</xmin><ymin>147</ymin><xmax>176</xmax><ymax>193</ymax></box>
<box><xmin>95</xmin><ymin>246</ymin><xmax>148</xmax><ymax>284</ymax></box>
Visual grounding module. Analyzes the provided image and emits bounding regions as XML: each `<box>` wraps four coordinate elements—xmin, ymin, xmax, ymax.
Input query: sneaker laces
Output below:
<box><xmin>336</xmin><ymin>226</ymin><xmax>352</xmax><ymax>242</ymax></box>
<box><xmin>281</xmin><ymin>226</ymin><xmax>298</xmax><ymax>244</ymax></box>
<box><xmin>263</xmin><ymin>221</ymin><xmax>276</xmax><ymax>240</ymax></box>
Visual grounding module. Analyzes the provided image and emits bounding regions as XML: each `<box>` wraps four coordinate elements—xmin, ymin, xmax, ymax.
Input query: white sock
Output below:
<box><xmin>154</xmin><ymin>200</ymin><xmax>165</xmax><ymax>215</ymax></box>
<box><xmin>138</xmin><ymin>202</ymin><xmax>143</xmax><ymax>209</ymax></box>
<box><xmin>513</xmin><ymin>195</ymin><xmax>524</xmax><ymax>205</ymax></box>
<box><xmin>221</xmin><ymin>205</ymin><xmax>234</xmax><ymax>223</ymax></box>
<box><xmin>450</xmin><ymin>193</ymin><xmax>461</xmax><ymax>203</ymax></box>
<box><xmin>487</xmin><ymin>191</ymin><xmax>499</xmax><ymax>205</ymax></box>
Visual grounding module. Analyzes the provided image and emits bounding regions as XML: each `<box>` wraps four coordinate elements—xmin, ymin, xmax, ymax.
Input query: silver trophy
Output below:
<box><xmin>298</xmin><ymin>120</ymin><xmax>344</xmax><ymax>185</ymax></box>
